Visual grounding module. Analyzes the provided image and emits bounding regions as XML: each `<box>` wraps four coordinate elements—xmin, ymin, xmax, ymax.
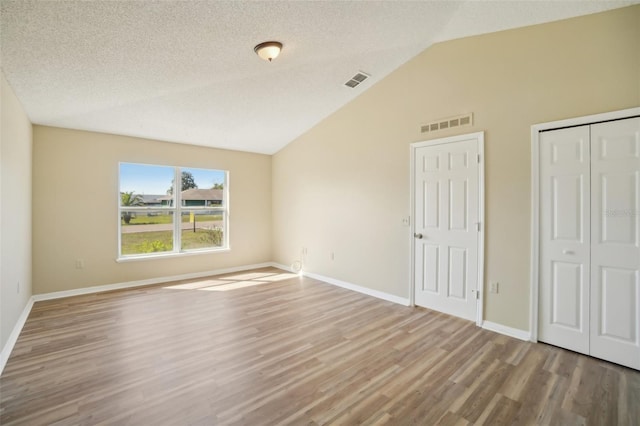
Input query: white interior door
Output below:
<box><xmin>413</xmin><ymin>135</ymin><xmax>481</xmax><ymax>322</ymax></box>
<box><xmin>589</xmin><ymin>117</ymin><xmax>640</xmax><ymax>370</ymax></box>
<box><xmin>539</xmin><ymin>126</ymin><xmax>591</xmax><ymax>355</ymax></box>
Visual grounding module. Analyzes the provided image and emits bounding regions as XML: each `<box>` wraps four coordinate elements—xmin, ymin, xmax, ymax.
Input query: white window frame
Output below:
<box><xmin>117</xmin><ymin>162</ymin><xmax>229</xmax><ymax>261</ymax></box>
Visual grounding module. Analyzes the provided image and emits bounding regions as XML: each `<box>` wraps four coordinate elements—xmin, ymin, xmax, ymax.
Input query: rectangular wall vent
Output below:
<box><xmin>421</xmin><ymin>113</ymin><xmax>473</xmax><ymax>133</ymax></box>
<box><xmin>344</xmin><ymin>71</ymin><xmax>370</xmax><ymax>88</ymax></box>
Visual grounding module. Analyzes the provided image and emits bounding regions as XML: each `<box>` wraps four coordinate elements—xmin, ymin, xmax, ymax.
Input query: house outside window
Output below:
<box><xmin>118</xmin><ymin>162</ymin><xmax>228</xmax><ymax>259</ymax></box>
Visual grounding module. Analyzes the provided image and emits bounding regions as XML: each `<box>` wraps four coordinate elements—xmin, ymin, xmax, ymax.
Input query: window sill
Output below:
<box><xmin>116</xmin><ymin>247</ymin><xmax>230</xmax><ymax>263</ymax></box>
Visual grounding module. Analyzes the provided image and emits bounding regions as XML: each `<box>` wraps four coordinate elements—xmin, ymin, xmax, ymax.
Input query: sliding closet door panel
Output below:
<box><xmin>539</xmin><ymin>126</ymin><xmax>591</xmax><ymax>354</ymax></box>
<box><xmin>590</xmin><ymin>117</ymin><xmax>640</xmax><ymax>370</ymax></box>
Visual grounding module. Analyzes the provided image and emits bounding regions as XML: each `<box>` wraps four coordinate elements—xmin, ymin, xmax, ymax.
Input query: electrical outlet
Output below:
<box><xmin>330</xmin><ymin>251</ymin><xmax>335</xmax><ymax>261</ymax></box>
<box><xmin>490</xmin><ymin>282</ymin><xmax>499</xmax><ymax>294</ymax></box>
<box><xmin>402</xmin><ymin>216</ymin><xmax>411</xmax><ymax>227</ymax></box>
<box><xmin>75</xmin><ymin>259</ymin><xmax>85</xmax><ymax>269</ymax></box>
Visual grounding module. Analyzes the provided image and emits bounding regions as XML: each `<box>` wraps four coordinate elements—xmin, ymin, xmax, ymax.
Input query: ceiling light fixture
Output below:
<box><xmin>254</xmin><ymin>41</ymin><xmax>283</xmax><ymax>62</ymax></box>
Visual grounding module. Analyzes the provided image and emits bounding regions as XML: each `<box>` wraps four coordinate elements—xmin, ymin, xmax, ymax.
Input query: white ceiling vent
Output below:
<box><xmin>344</xmin><ymin>72</ymin><xmax>370</xmax><ymax>88</ymax></box>
<box><xmin>421</xmin><ymin>113</ymin><xmax>473</xmax><ymax>133</ymax></box>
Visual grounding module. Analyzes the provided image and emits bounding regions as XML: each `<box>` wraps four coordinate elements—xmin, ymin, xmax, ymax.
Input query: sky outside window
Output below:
<box><xmin>120</xmin><ymin>163</ymin><xmax>225</xmax><ymax>195</ymax></box>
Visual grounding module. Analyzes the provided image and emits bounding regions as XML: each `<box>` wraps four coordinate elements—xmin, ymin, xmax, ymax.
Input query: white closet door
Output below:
<box><xmin>590</xmin><ymin>117</ymin><xmax>640</xmax><ymax>370</ymax></box>
<box><xmin>539</xmin><ymin>126</ymin><xmax>591</xmax><ymax>354</ymax></box>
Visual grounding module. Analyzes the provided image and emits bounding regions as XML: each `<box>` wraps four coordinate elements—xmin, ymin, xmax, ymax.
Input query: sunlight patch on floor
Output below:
<box><xmin>261</xmin><ymin>273</ymin><xmax>298</xmax><ymax>282</ymax></box>
<box><xmin>164</xmin><ymin>279</ymin><xmax>228</xmax><ymax>290</ymax></box>
<box><xmin>199</xmin><ymin>280</ymin><xmax>270</xmax><ymax>292</ymax></box>
<box><xmin>162</xmin><ymin>272</ymin><xmax>298</xmax><ymax>292</ymax></box>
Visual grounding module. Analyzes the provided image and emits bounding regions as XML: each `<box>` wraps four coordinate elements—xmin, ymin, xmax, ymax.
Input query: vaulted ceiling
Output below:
<box><xmin>1</xmin><ymin>1</ymin><xmax>636</xmax><ymax>154</ymax></box>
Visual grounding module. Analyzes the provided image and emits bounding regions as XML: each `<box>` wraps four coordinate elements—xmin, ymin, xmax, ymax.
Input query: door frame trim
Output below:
<box><xmin>529</xmin><ymin>107</ymin><xmax>640</xmax><ymax>343</ymax></box>
<box><xmin>409</xmin><ymin>131</ymin><xmax>485</xmax><ymax>326</ymax></box>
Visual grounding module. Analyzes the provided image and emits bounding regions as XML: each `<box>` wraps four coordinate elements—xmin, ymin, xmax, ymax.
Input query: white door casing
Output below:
<box><xmin>411</xmin><ymin>132</ymin><xmax>484</xmax><ymax>323</ymax></box>
<box><xmin>589</xmin><ymin>118</ymin><xmax>640</xmax><ymax>370</ymax></box>
<box><xmin>538</xmin><ymin>126</ymin><xmax>591</xmax><ymax>355</ymax></box>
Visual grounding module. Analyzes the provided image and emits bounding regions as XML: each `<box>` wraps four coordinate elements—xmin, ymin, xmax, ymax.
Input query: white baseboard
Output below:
<box><xmin>270</xmin><ymin>262</ymin><xmax>297</xmax><ymax>273</ymax></box>
<box><xmin>294</xmin><ymin>268</ymin><xmax>410</xmax><ymax>306</ymax></box>
<box><xmin>33</xmin><ymin>262</ymin><xmax>274</xmax><ymax>302</ymax></box>
<box><xmin>482</xmin><ymin>320</ymin><xmax>531</xmax><ymax>341</ymax></box>
<box><xmin>1</xmin><ymin>296</ymin><xmax>34</xmax><ymax>375</ymax></box>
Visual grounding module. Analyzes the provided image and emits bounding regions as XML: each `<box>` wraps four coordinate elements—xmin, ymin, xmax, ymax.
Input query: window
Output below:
<box><xmin>118</xmin><ymin>162</ymin><xmax>228</xmax><ymax>259</ymax></box>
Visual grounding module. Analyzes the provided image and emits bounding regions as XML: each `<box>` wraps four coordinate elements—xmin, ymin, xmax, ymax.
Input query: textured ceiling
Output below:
<box><xmin>1</xmin><ymin>1</ymin><xmax>637</xmax><ymax>154</ymax></box>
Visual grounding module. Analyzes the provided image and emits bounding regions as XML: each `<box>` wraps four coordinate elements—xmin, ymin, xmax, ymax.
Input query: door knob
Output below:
<box><xmin>414</xmin><ymin>233</ymin><xmax>423</xmax><ymax>239</ymax></box>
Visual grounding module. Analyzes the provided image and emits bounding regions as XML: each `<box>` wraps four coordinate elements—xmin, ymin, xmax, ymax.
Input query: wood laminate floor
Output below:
<box><xmin>1</xmin><ymin>267</ymin><xmax>638</xmax><ymax>425</ymax></box>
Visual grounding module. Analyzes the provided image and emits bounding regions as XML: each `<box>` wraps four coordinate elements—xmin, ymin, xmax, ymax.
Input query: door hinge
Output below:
<box><xmin>476</xmin><ymin>222</ymin><xmax>481</xmax><ymax>232</ymax></box>
<box><xmin>475</xmin><ymin>290</ymin><xmax>480</xmax><ymax>299</ymax></box>
<box><xmin>477</xmin><ymin>154</ymin><xmax>481</xmax><ymax>163</ymax></box>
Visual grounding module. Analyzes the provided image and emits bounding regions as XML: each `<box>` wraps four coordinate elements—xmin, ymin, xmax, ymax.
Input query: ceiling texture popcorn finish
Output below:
<box><xmin>1</xmin><ymin>1</ymin><xmax>636</xmax><ymax>154</ymax></box>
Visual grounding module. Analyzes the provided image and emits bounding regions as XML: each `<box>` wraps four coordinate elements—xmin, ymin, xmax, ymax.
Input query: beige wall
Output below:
<box><xmin>32</xmin><ymin>126</ymin><xmax>272</xmax><ymax>294</ymax></box>
<box><xmin>272</xmin><ymin>6</ymin><xmax>640</xmax><ymax>331</ymax></box>
<box><xmin>1</xmin><ymin>72</ymin><xmax>33</xmax><ymax>352</ymax></box>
